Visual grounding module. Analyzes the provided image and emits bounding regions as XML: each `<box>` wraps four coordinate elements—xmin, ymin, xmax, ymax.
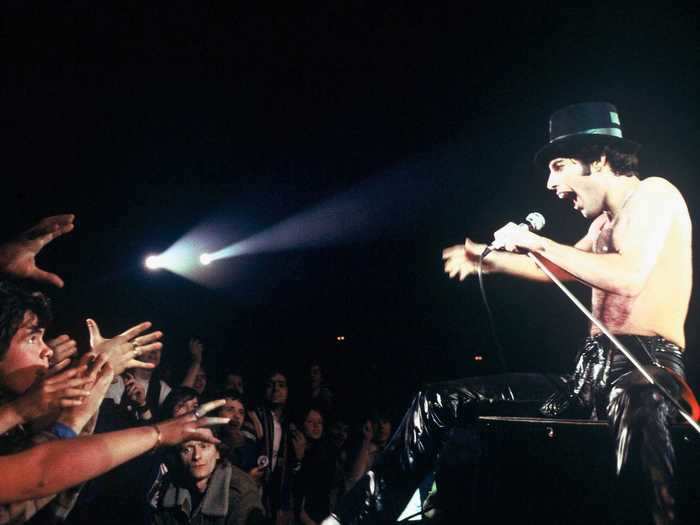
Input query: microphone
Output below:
<box><xmin>481</xmin><ymin>212</ymin><xmax>546</xmax><ymax>258</ymax></box>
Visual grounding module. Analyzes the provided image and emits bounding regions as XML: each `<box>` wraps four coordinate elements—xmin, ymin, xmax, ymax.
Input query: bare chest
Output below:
<box><xmin>593</xmin><ymin>217</ymin><xmax>616</xmax><ymax>254</ymax></box>
<box><xmin>590</xmin><ymin>216</ymin><xmax>632</xmax><ymax>327</ymax></box>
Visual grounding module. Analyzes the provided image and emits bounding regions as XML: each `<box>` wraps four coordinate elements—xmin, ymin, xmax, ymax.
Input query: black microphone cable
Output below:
<box><xmin>477</xmin><ymin>249</ymin><xmax>509</xmax><ymax>373</ymax></box>
<box><xmin>473</xmin><ymin>213</ymin><xmax>545</xmax><ymax>373</ymax></box>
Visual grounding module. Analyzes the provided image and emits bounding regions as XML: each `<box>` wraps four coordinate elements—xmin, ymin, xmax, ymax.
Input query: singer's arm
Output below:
<box><xmin>443</xmin><ymin>221</ymin><xmax>600</xmax><ymax>284</ymax></box>
<box><xmin>483</xmin><ymin>249</ymin><xmax>578</xmax><ymax>282</ymax></box>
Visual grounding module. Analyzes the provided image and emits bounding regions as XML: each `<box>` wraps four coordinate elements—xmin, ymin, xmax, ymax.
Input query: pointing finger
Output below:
<box><xmin>196</xmin><ymin>399</ymin><xmax>226</xmax><ymax>416</ymax></box>
<box><xmin>196</xmin><ymin>416</ymin><xmax>230</xmax><ymax>427</ymax></box>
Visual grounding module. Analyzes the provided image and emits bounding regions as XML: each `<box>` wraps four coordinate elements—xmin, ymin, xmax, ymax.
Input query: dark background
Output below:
<box><xmin>3</xmin><ymin>5</ymin><xmax>700</xmax><ymax>416</ymax></box>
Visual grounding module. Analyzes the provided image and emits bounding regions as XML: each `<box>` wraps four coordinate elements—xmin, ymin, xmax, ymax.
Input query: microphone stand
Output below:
<box><xmin>527</xmin><ymin>252</ymin><xmax>700</xmax><ymax>435</ymax></box>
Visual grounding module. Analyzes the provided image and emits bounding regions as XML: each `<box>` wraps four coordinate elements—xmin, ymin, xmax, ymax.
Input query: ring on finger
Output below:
<box><xmin>193</xmin><ymin>408</ymin><xmax>203</xmax><ymax>420</ymax></box>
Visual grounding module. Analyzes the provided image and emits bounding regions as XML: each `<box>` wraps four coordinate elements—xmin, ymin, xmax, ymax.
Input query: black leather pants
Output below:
<box><xmin>338</xmin><ymin>335</ymin><xmax>687</xmax><ymax>525</ymax></box>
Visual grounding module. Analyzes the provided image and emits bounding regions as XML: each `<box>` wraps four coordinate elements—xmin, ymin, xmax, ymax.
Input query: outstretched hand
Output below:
<box><xmin>86</xmin><ymin>319</ymin><xmax>163</xmax><ymax>375</ymax></box>
<box><xmin>11</xmin><ymin>364</ymin><xmax>92</xmax><ymax>425</ymax></box>
<box><xmin>159</xmin><ymin>399</ymin><xmax>230</xmax><ymax>446</ymax></box>
<box><xmin>57</xmin><ymin>354</ymin><xmax>114</xmax><ymax>434</ymax></box>
<box><xmin>442</xmin><ymin>238</ymin><xmax>489</xmax><ymax>281</ymax></box>
<box><xmin>0</xmin><ymin>214</ymin><xmax>75</xmax><ymax>288</ymax></box>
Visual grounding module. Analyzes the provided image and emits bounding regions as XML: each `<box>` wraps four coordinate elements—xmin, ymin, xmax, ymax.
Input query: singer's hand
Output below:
<box><xmin>492</xmin><ymin>222</ymin><xmax>543</xmax><ymax>253</ymax></box>
<box><xmin>442</xmin><ymin>238</ymin><xmax>489</xmax><ymax>280</ymax></box>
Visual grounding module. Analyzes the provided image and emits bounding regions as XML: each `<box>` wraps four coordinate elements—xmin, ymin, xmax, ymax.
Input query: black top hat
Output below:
<box><xmin>534</xmin><ymin>102</ymin><xmax>640</xmax><ymax>169</ymax></box>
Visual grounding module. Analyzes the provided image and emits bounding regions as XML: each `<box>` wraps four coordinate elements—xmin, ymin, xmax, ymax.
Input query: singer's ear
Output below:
<box><xmin>591</xmin><ymin>155</ymin><xmax>607</xmax><ymax>173</ymax></box>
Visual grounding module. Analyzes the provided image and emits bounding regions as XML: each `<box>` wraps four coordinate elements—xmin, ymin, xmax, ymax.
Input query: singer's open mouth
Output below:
<box><xmin>556</xmin><ymin>190</ymin><xmax>576</xmax><ymax>201</ymax></box>
<box><xmin>556</xmin><ymin>190</ymin><xmax>582</xmax><ymax>210</ymax></box>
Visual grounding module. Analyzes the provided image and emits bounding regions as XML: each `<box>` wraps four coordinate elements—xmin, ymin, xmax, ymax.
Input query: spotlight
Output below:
<box><xmin>199</xmin><ymin>253</ymin><xmax>213</xmax><ymax>266</ymax></box>
<box><xmin>145</xmin><ymin>255</ymin><xmax>162</xmax><ymax>270</ymax></box>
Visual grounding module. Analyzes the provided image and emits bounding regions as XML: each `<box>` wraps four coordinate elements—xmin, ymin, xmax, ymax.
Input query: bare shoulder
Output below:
<box><xmin>638</xmin><ymin>177</ymin><xmax>685</xmax><ymax>202</ymax></box>
<box><xmin>630</xmin><ymin>177</ymin><xmax>688</xmax><ymax>215</ymax></box>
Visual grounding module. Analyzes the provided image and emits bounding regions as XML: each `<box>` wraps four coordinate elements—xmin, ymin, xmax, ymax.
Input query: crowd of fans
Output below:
<box><xmin>0</xmin><ymin>215</ymin><xmax>395</xmax><ymax>525</ymax></box>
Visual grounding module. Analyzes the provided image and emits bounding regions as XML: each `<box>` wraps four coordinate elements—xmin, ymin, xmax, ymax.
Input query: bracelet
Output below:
<box><xmin>151</xmin><ymin>424</ymin><xmax>162</xmax><ymax>451</ymax></box>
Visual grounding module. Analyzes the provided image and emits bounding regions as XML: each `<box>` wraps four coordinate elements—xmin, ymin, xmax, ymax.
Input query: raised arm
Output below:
<box><xmin>0</xmin><ymin>399</ymin><xmax>229</xmax><ymax>504</ymax></box>
<box><xmin>0</xmin><ymin>214</ymin><xmax>75</xmax><ymax>288</ymax></box>
<box><xmin>0</xmin><ymin>364</ymin><xmax>92</xmax><ymax>434</ymax></box>
<box><xmin>443</xmin><ymin>235</ymin><xmax>585</xmax><ymax>284</ymax></box>
<box><xmin>87</xmin><ymin>318</ymin><xmax>163</xmax><ymax>375</ymax></box>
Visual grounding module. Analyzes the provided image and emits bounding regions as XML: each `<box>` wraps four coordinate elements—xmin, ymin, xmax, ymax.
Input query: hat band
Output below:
<box><xmin>551</xmin><ymin>127</ymin><xmax>623</xmax><ymax>143</ymax></box>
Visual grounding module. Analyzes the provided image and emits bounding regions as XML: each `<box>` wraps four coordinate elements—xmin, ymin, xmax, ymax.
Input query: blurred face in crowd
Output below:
<box><xmin>0</xmin><ymin>311</ymin><xmax>53</xmax><ymax>394</ymax></box>
<box><xmin>303</xmin><ymin>409</ymin><xmax>323</xmax><ymax>441</ymax></box>
<box><xmin>265</xmin><ymin>373</ymin><xmax>288</xmax><ymax>407</ymax></box>
<box><xmin>220</xmin><ymin>398</ymin><xmax>245</xmax><ymax>430</ymax></box>
<box><xmin>310</xmin><ymin>364</ymin><xmax>322</xmax><ymax>388</ymax></box>
<box><xmin>224</xmin><ymin>373</ymin><xmax>244</xmax><ymax>394</ymax></box>
<box><xmin>179</xmin><ymin>430</ymin><xmax>220</xmax><ymax>492</ymax></box>
<box><xmin>193</xmin><ymin>369</ymin><xmax>207</xmax><ymax>395</ymax></box>
<box><xmin>373</xmin><ymin>418</ymin><xmax>392</xmax><ymax>445</ymax></box>
<box><xmin>329</xmin><ymin>421</ymin><xmax>348</xmax><ymax>449</ymax></box>
<box><xmin>173</xmin><ymin>396</ymin><xmax>198</xmax><ymax>418</ymax></box>
<box><xmin>141</xmin><ymin>347</ymin><xmax>162</xmax><ymax>368</ymax></box>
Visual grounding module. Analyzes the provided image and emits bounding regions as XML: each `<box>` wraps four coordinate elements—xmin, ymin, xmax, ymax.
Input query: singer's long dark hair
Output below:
<box><xmin>570</xmin><ymin>143</ymin><xmax>640</xmax><ymax>177</ymax></box>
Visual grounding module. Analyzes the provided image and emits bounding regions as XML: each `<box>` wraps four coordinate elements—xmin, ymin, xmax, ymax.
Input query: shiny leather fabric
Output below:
<box><xmin>335</xmin><ymin>373</ymin><xmax>570</xmax><ymax>523</ymax></box>
<box><xmin>548</xmin><ymin>335</ymin><xmax>687</xmax><ymax>525</ymax></box>
<box><xmin>604</xmin><ymin>336</ymin><xmax>685</xmax><ymax>525</ymax></box>
<box><xmin>540</xmin><ymin>334</ymin><xmax>686</xmax><ymax>419</ymax></box>
<box><xmin>332</xmin><ymin>334</ymin><xmax>688</xmax><ymax>525</ymax></box>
